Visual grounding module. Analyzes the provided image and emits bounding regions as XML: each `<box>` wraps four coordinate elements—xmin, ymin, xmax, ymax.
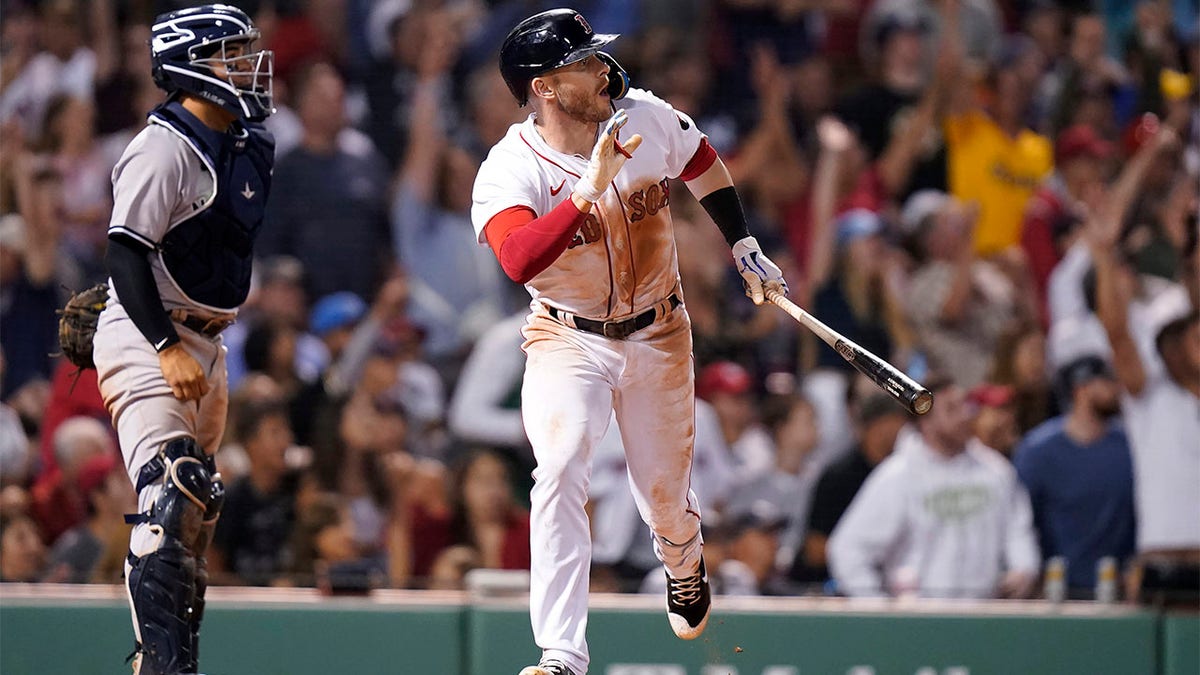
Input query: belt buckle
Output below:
<box><xmin>602</xmin><ymin>320</ymin><xmax>632</xmax><ymax>340</ymax></box>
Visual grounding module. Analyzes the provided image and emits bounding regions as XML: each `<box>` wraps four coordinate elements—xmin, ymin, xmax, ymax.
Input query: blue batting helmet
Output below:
<box><xmin>150</xmin><ymin>4</ymin><xmax>274</xmax><ymax>121</ymax></box>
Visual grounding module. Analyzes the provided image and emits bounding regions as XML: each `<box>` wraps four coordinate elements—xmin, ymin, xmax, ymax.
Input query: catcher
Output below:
<box><xmin>63</xmin><ymin>5</ymin><xmax>275</xmax><ymax>673</ymax></box>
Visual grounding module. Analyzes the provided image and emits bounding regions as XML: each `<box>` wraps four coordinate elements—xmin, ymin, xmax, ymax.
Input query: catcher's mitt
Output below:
<box><xmin>57</xmin><ymin>282</ymin><xmax>109</xmax><ymax>370</ymax></box>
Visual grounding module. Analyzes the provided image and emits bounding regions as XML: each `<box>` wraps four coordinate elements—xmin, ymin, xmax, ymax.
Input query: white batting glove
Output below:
<box><xmin>573</xmin><ymin>109</ymin><xmax>643</xmax><ymax>203</ymax></box>
<box><xmin>731</xmin><ymin>236</ymin><xmax>788</xmax><ymax>305</ymax></box>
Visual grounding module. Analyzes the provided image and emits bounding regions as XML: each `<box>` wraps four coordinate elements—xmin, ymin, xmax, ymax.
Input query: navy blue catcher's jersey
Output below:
<box><xmin>149</xmin><ymin>100</ymin><xmax>274</xmax><ymax>311</ymax></box>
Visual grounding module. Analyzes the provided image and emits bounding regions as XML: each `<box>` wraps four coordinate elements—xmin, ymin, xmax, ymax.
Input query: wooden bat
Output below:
<box><xmin>766</xmin><ymin>288</ymin><xmax>933</xmax><ymax>415</ymax></box>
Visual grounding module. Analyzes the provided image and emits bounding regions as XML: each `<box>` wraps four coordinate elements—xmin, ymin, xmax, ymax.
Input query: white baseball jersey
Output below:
<box><xmin>472</xmin><ymin>88</ymin><xmax>705</xmax><ymax>319</ymax></box>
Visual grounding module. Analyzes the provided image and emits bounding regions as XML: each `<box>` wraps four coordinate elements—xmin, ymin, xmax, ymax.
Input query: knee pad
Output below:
<box><xmin>126</xmin><ymin>437</ymin><xmax>214</xmax><ymax>674</ymax></box>
<box><xmin>157</xmin><ymin>437</ymin><xmax>214</xmax><ymax>548</ymax></box>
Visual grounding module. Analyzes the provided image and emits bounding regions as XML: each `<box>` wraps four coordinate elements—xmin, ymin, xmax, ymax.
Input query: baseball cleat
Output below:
<box><xmin>666</xmin><ymin>557</ymin><xmax>711</xmax><ymax>640</ymax></box>
<box><xmin>518</xmin><ymin>659</ymin><xmax>576</xmax><ymax>675</ymax></box>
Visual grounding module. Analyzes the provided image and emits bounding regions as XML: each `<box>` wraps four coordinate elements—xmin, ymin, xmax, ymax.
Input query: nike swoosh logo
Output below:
<box><xmin>550</xmin><ymin>180</ymin><xmax>566</xmax><ymax>196</ymax></box>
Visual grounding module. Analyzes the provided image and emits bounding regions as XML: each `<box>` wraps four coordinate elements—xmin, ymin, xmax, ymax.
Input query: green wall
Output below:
<box><xmin>1161</xmin><ymin>614</ymin><xmax>1200</xmax><ymax>675</ymax></box>
<box><xmin>469</xmin><ymin>605</ymin><xmax>1160</xmax><ymax>675</ymax></box>
<box><xmin>1</xmin><ymin>596</ymin><xmax>1193</xmax><ymax>675</ymax></box>
<box><xmin>0</xmin><ymin>599</ymin><xmax>462</xmax><ymax>675</ymax></box>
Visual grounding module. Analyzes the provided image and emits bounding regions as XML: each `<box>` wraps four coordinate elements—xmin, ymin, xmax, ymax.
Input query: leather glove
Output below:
<box><xmin>57</xmin><ymin>283</ymin><xmax>109</xmax><ymax>369</ymax></box>
<box><xmin>574</xmin><ymin>109</ymin><xmax>643</xmax><ymax>203</ymax></box>
<box><xmin>731</xmin><ymin>236</ymin><xmax>788</xmax><ymax>305</ymax></box>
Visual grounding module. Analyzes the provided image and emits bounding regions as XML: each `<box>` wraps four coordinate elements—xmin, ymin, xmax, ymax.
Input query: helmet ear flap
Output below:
<box><xmin>597</xmin><ymin>52</ymin><xmax>629</xmax><ymax>101</ymax></box>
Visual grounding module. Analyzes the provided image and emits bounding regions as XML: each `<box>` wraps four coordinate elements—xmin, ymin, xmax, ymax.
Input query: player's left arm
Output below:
<box><xmin>682</xmin><ymin>143</ymin><xmax>788</xmax><ymax>305</ymax></box>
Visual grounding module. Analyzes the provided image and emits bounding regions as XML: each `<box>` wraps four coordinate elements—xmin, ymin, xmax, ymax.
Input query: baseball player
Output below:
<box><xmin>91</xmin><ymin>5</ymin><xmax>274</xmax><ymax>673</ymax></box>
<box><xmin>472</xmin><ymin>10</ymin><xmax>788</xmax><ymax>675</ymax></box>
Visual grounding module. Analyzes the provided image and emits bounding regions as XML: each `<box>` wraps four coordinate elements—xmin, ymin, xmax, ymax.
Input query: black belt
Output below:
<box><xmin>548</xmin><ymin>294</ymin><xmax>681</xmax><ymax>340</ymax></box>
<box><xmin>172</xmin><ymin>311</ymin><xmax>235</xmax><ymax>337</ymax></box>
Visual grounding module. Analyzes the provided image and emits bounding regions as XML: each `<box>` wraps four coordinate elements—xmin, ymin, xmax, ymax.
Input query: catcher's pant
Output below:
<box><xmin>521</xmin><ymin>303</ymin><xmax>703</xmax><ymax>675</ymax></box>
<box><xmin>93</xmin><ymin>299</ymin><xmax>228</xmax><ymax>652</ymax></box>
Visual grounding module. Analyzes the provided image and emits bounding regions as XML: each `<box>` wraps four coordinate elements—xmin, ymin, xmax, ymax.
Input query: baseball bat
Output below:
<box><xmin>765</xmin><ymin>288</ymin><xmax>934</xmax><ymax>416</ymax></box>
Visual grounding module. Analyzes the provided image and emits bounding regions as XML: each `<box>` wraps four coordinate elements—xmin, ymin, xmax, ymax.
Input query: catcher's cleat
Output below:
<box><xmin>666</xmin><ymin>556</ymin><xmax>711</xmax><ymax>640</ymax></box>
<box><xmin>518</xmin><ymin>659</ymin><xmax>575</xmax><ymax>675</ymax></box>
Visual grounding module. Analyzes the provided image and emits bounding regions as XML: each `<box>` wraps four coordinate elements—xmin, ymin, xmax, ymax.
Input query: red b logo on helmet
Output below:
<box><xmin>574</xmin><ymin>14</ymin><xmax>592</xmax><ymax>34</ymax></box>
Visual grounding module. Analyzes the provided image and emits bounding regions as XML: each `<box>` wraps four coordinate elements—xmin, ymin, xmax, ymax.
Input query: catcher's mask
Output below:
<box><xmin>150</xmin><ymin>4</ymin><xmax>275</xmax><ymax>121</ymax></box>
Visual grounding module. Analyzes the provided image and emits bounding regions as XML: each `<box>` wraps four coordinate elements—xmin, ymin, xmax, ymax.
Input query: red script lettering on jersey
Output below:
<box><xmin>566</xmin><ymin>213</ymin><xmax>603</xmax><ymax>249</ymax></box>
<box><xmin>627</xmin><ymin>178</ymin><xmax>671</xmax><ymax>222</ymax></box>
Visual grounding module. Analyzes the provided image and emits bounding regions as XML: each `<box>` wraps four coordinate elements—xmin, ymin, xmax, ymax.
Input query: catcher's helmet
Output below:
<box><xmin>499</xmin><ymin>8</ymin><xmax>628</xmax><ymax>106</ymax></box>
<box><xmin>150</xmin><ymin>4</ymin><xmax>274</xmax><ymax>121</ymax></box>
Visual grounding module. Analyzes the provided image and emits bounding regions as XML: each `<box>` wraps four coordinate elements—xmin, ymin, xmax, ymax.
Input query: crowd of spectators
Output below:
<box><xmin>1</xmin><ymin>0</ymin><xmax>1196</xmax><ymax>605</ymax></box>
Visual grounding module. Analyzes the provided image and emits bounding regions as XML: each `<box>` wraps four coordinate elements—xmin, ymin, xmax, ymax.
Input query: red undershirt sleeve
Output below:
<box><xmin>484</xmin><ymin>199</ymin><xmax>589</xmax><ymax>284</ymax></box>
<box><xmin>678</xmin><ymin>138</ymin><xmax>717</xmax><ymax>181</ymax></box>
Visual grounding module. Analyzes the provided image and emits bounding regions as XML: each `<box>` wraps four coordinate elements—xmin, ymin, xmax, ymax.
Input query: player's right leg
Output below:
<box><xmin>123</xmin><ymin>436</ymin><xmax>219</xmax><ymax>674</ymax></box>
<box><xmin>519</xmin><ymin>315</ymin><xmax>621</xmax><ymax>675</ymax></box>
<box><xmin>94</xmin><ymin>305</ymin><xmax>227</xmax><ymax>674</ymax></box>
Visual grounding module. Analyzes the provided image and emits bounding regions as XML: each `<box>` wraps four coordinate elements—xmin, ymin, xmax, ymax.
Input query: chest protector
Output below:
<box><xmin>151</xmin><ymin>101</ymin><xmax>274</xmax><ymax>310</ymax></box>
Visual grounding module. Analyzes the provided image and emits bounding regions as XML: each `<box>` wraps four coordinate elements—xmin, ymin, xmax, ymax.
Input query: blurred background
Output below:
<box><xmin>0</xmin><ymin>0</ymin><xmax>1196</xmax><ymax>614</ymax></box>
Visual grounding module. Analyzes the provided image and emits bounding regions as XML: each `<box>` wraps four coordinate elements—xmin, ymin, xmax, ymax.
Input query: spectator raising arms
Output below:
<box><xmin>1085</xmin><ymin>126</ymin><xmax>1199</xmax><ymax>605</ymax></box>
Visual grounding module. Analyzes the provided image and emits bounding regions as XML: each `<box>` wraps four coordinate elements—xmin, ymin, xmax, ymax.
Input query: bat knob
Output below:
<box><xmin>911</xmin><ymin>390</ymin><xmax>934</xmax><ymax>415</ymax></box>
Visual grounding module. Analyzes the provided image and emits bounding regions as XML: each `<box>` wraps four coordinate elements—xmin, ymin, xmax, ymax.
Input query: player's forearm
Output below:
<box><xmin>488</xmin><ymin>199</ymin><xmax>590</xmax><ymax>284</ymax></box>
<box><xmin>106</xmin><ymin>235</ymin><xmax>180</xmax><ymax>352</ymax></box>
<box><xmin>687</xmin><ymin>159</ymin><xmax>753</xmax><ymax>247</ymax></box>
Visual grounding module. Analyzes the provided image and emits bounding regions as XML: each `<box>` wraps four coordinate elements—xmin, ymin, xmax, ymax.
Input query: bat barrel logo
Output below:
<box><xmin>834</xmin><ymin>340</ymin><xmax>855</xmax><ymax>362</ymax></box>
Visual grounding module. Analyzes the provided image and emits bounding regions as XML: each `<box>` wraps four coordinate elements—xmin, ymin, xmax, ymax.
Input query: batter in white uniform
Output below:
<box><xmin>472</xmin><ymin>10</ymin><xmax>789</xmax><ymax>675</ymax></box>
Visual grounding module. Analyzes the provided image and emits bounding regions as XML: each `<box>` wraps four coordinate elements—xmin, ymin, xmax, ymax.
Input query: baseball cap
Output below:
<box><xmin>696</xmin><ymin>361</ymin><xmax>752</xmax><ymax>400</ymax></box>
<box><xmin>1056</xmin><ymin>125</ymin><xmax>1115</xmax><ymax>164</ymax></box>
<box><xmin>727</xmin><ymin>499</ymin><xmax>788</xmax><ymax>533</ymax></box>
<box><xmin>310</xmin><ymin>292</ymin><xmax>367</xmax><ymax>337</ymax></box>
<box><xmin>899</xmin><ymin>190</ymin><xmax>950</xmax><ymax>237</ymax></box>
<box><xmin>367</xmin><ymin>0</ymin><xmax>412</xmax><ymax>61</ymax></box>
<box><xmin>968</xmin><ymin>383</ymin><xmax>1016</xmax><ymax>408</ymax></box>
<box><xmin>258</xmin><ymin>255</ymin><xmax>305</xmax><ymax>287</ymax></box>
<box><xmin>873</xmin><ymin>12</ymin><xmax>930</xmax><ymax>48</ymax></box>
<box><xmin>1055</xmin><ymin>355</ymin><xmax>1114</xmax><ymax>399</ymax></box>
<box><xmin>76</xmin><ymin>452</ymin><xmax>119</xmax><ymax>496</ymax></box>
<box><xmin>835</xmin><ymin>209</ymin><xmax>884</xmax><ymax>248</ymax></box>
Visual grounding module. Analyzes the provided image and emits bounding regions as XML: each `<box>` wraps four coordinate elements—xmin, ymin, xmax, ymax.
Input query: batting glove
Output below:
<box><xmin>731</xmin><ymin>236</ymin><xmax>788</xmax><ymax>305</ymax></box>
<box><xmin>574</xmin><ymin>109</ymin><xmax>643</xmax><ymax>203</ymax></box>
